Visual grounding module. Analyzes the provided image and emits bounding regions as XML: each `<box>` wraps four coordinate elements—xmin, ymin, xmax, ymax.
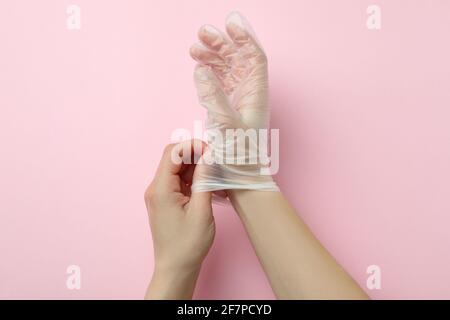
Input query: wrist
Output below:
<box><xmin>146</xmin><ymin>265</ymin><xmax>201</xmax><ymax>300</ymax></box>
<box><xmin>228</xmin><ymin>189</ymin><xmax>282</xmax><ymax>220</ymax></box>
<box><xmin>227</xmin><ymin>189</ymin><xmax>258</xmax><ymax>220</ymax></box>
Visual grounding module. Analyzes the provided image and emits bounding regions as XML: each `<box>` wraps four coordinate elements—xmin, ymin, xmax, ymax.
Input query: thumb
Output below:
<box><xmin>189</xmin><ymin>160</ymin><xmax>213</xmax><ymax>209</ymax></box>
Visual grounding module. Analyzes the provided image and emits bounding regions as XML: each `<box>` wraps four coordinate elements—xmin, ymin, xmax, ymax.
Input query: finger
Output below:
<box><xmin>190</xmin><ymin>43</ymin><xmax>225</xmax><ymax>67</ymax></box>
<box><xmin>189</xmin><ymin>189</ymin><xmax>212</xmax><ymax>210</ymax></box>
<box><xmin>225</xmin><ymin>12</ymin><xmax>267</xmax><ymax>63</ymax></box>
<box><xmin>194</xmin><ymin>64</ymin><xmax>240</xmax><ymax>127</ymax></box>
<box><xmin>197</xmin><ymin>25</ymin><xmax>243</xmax><ymax>94</ymax></box>
<box><xmin>178</xmin><ymin>162</ymin><xmax>195</xmax><ymax>197</ymax></box>
<box><xmin>190</xmin><ymin>43</ymin><xmax>229</xmax><ymax>83</ymax></box>
<box><xmin>189</xmin><ymin>161</ymin><xmax>213</xmax><ymax>209</ymax></box>
<box><xmin>174</xmin><ymin>139</ymin><xmax>206</xmax><ymax>169</ymax></box>
<box><xmin>178</xmin><ymin>140</ymin><xmax>207</xmax><ymax>196</ymax></box>
<box><xmin>191</xmin><ymin>43</ymin><xmax>240</xmax><ymax>95</ymax></box>
<box><xmin>180</xmin><ymin>178</ymin><xmax>192</xmax><ymax>197</ymax></box>
<box><xmin>155</xmin><ymin>140</ymin><xmax>205</xmax><ymax>185</ymax></box>
<box><xmin>151</xmin><ymin>143</ymin><xmax>182</xmax><ymax>194</ymax></box>
<box><xmin>156</xmin><ymin>143</ymin><xmax>182</xmax><ymax>177</ymax></box>
<box><xmin>180</xmin><ymin>163</ymin><xmax>196</xmax><ymax>186</ymax></box>
<box><xmin>198</xmin><ymin>24</ymin><xmax>237</xmax><ymax>59</ymax></box>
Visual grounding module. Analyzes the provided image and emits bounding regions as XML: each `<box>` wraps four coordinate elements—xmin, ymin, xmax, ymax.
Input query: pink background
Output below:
<box><xmin>1</xmin><ymin>0</ymin><xmax>450</xmax><ymax>299</ymax></box>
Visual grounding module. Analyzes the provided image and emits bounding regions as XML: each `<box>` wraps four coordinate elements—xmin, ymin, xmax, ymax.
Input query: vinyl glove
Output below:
<box><xmin>190</xmin><ymin>12</ymin><xmax>279</xmax><ymax>192</ymax></box>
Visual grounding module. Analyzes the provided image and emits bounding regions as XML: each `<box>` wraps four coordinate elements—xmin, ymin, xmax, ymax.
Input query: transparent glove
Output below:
<box><xmin>190</xmin><ymin>12</ymin><xmax>279</xmax><ymax>192</ymax></box>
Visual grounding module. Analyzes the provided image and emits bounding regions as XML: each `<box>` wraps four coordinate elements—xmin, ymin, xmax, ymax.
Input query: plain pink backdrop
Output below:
<box><xmin>1</xmin><ymin>0</ymin><xmax>450</xmax><ymax>299</ymax></box>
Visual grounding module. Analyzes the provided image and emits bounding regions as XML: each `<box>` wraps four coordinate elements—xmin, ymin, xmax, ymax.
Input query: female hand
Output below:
<box><xmin>144</xmin><ymin>140</ymin><xmax>214</xmax><ymax>299</ymax></box>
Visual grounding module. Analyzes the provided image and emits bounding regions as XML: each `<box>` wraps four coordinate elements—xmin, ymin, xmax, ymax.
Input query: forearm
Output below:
<box><xmin>228</xmin><ymin>190</ymin><xmax>369</xmax><ymax>300</ymax></box>
<box><xmin>145</xmin><ymin>266</ymin><xmax>201</xmax><ymax>300</ymax></box>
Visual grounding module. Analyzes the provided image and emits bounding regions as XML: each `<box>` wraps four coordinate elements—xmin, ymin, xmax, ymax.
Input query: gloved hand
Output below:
<box><xmin>190</xmin><ymin>12</ymin><xmax>279</xmax><ymax>192</ymax></box>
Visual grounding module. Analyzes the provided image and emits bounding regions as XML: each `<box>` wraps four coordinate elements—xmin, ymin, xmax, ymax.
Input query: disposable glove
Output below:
<box><xmin>190</xmin><ymin>12</ymin><xmax>279</xmax><ymax>192</ymax></box>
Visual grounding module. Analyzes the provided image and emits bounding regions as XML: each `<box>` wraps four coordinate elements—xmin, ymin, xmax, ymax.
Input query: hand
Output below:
<box><xmin>144</xmin><ymin>140</ymin><xmax>215</xmax><ymax>299</ymax></box>
<box><xmin>189</xmin><ymin>12</ymin><xmax>278</xmax><ymax>192</ymax></box>
<box><xmin>190</xmin><ymin>11</ymin><xmax>269</xmax><ymax>129</ymax></box>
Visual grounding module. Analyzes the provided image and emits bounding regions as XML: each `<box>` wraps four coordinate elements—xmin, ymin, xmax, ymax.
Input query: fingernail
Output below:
<box><xmin>202</xmin><ymin>25</ymin><xmax>220</xmax><ymax>36</ymax></box>
<box><xmin>227</xmin><ymin>12</ymin><xmax>244</xmax><ymax>28</ymax></box>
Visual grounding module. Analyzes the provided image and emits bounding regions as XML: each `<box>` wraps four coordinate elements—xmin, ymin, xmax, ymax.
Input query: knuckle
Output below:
<box><xmin>144</xmin><ymin>183</ymin><xmax>173</xmax><ymax>210</ymax></box>
<box><xmin>163</xmin><ymin>143</ymin><xmax>176</xmax><ymax>156</ymax></box>
<box><xmin>144</xmin><ymin>183</ymin><xmax>156</xmax><ymax>202</ymax></box>
<box><xmin>146</xmin><ymin>191</ymin><xmax>173</xmax><ymax>212</ymax></box>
